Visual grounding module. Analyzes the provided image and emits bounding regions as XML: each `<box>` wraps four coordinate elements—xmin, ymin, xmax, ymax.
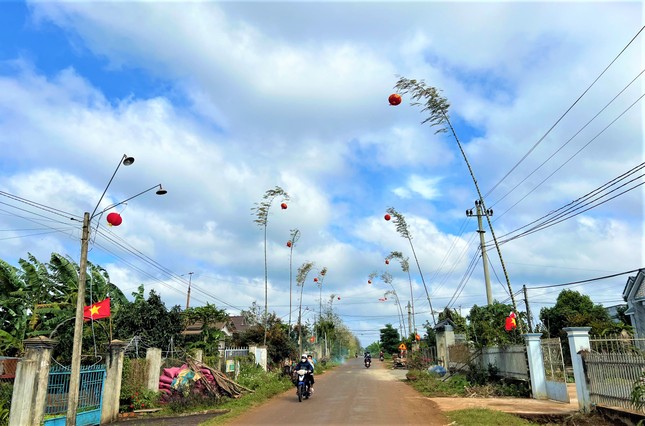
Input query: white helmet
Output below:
<box><xmin>301</xmin><ymin>354</ymin><xmax>308</xmax><ymax>360</ymax></box>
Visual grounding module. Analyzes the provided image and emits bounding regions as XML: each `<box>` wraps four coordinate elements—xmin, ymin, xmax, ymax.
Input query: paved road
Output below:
<box><xmin>225</xmin><ymin>357</ymin><xmax>448</xmax><ymax>425</ymax></box>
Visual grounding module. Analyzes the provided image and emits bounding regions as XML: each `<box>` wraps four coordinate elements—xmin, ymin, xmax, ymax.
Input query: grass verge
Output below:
<box><xmin>446</xmin><ymin>408</ymin><xmax>534</xmax><ymax>425</ymax></box>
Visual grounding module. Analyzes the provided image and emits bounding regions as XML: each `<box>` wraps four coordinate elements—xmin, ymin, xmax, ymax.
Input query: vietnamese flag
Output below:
<box><xmin>505</xmin><ymin>311</ymin><xmax>517</xmax><ymax>331</ymax></box>
<box><xmin>84</xmin><ymin>298</ymin><xmax>111</xmax><ymax>321</ymax></box>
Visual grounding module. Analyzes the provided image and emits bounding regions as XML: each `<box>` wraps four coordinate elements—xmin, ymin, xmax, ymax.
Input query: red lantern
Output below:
<box><xmin>337</xmin><ymin>296</ymin><xmax>341</xmax><ymax>300</ymax></box>
<box><xmin>106</xmin><ymin>212</ymin><xmax>122</xmax><ymax>227</ymax></box>
<box><xmin>281</xmin><ymin>202</ymin><xmax>288</xmax><ymax>210</ymax></box>
<box><xmin>388</xmin><ymin>93</ymin><xmax>402</xmax><ymax>106</ymax></box>
<box><xmin>314</xmin><ymin>277</ymin><xmax>319</xmax><ymax>282</ymax></box>
<box><xmin>384</xmin><ymin>214</ymin><xmax>391</xmax><ymax>221</ymax></box>
<box><xmin>385</xmin><ymin>259</ymin><xmax>390</xmax><ymax>265</ymax></box>
<box><xmin>286</xmin><ymin>241</ymin><xmax>292</xmax><ymax>247</ymax></box>
<box><xmin>368</xmin><ymin>280</ymin><xmax>372</xmax><ymax>284</ymax></box>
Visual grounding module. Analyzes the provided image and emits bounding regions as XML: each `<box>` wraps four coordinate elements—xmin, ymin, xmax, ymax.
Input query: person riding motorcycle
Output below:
<box><xmin>294</xmin><ymin>354</ymin><xmax>314</xmax><ymax>393</ymax></box>
<box><xmin>306</xmin><ymin>354</ymin><xmax>316</xmax><ymax>392</ymax></box>
<box><xmin>364</xmin><ymin>351</ymin><xmax>371</xmax><ymax>366</ymax></box>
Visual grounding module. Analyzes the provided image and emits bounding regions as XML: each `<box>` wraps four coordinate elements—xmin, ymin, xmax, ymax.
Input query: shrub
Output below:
<box><xmin>121</xmin><ymin>388</ymin><xmax>160</xmax><ymax>411</ymax></box>
<box><xmin>406</xmin><ymin>351</ymin><xmax>434</xmax><ymax>370</ymax></box>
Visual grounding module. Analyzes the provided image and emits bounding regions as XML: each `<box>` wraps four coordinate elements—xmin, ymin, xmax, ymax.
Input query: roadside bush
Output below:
<box><xmin>465</xmin><ymin>363</ymin><xmax>530</xmax><ymax>397</ymax></box>
<box><xmin>165</xmin><ymin>391</ymin><xmax>214</xmax><ymax>413</ymax></box>
<box><xmin>119</xmin><ymin>357</ymin><xmax>160</xmax><ymax>412</ymax></box>
<box><xmin>0</xmin><ymin>382</ymin><xmax>12</xmax><ymax>426</ymax></box>
<box><xmin>121</xmin><ymin>388</ymin><xmax>160</xmax><ymax>411</ymax></box>
<box><xmin>406</xmin><ymin>351</ymin><xmax>434</xmax><ymax>370</ymax></box>
<box><xmin>406</xmin><ymin>370</ymin><xmax>468</xmax><ymax>397</ymax></box>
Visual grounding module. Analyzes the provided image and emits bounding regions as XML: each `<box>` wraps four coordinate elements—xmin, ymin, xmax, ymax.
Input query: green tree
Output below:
<box><xmin>233</xmin><ymin>312</ymin><xmax>296</xmax><ymax>367</ymax></box>
<box><xmin>467</xmin><ymin>302</ymin><xmax>526</xmax><ymax>348</ymax></box>
<box><xmin>181</xmin><ymin>304</ymin><xmax>229</xmax><ymax>357</ymax></box>
<box><xmin>113</xmin><ymin>286</ymin><xmax>183</xmax><ymax>351</ymax></box>
<box><xmin>0</xmin><ymin>259</ymin><xmax>29</xmax><ymax>355</ymax></box>
<box><xmin>437</xmin><ymin>308</ymin><xmax>468</xmax><ymax>334</ymax></box>
<box><xmin>379</xmin><ymin>323</ymin><xmax>400</xmax><ymax>354</ymax></box>
<box><xmin>539</xmin><ymin>289</ymin><xmax>622</xmax><ymax>337</ymax></box>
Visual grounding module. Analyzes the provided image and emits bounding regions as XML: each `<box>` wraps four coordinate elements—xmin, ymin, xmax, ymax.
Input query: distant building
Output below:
<box><xmin>622</xmin><ymin>269</ymin><xmax>645</xmax><ymax>338</ymax></box>
<box><xmin>605</xmin><ymin>304</ymin><xmax>628</xmax><ymax>323</ymax></box>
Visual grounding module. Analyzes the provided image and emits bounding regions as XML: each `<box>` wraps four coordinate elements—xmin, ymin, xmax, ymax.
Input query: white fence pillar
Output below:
<box><xmin>9</xmin><ymin>336</ymin><xmax>55</xmax><ymax>426</ymax></box>
<box><xmin>145</xmin><ymin>348</ymin><xmax>162</xmax><ymax>392</ymax></box>
<box><xmin>524</xmin><ymin>333</ymin><xmax>547</xmax><ymax>399</ymax></box>
<box><xmin>249</xmin><ymin>345</ymin><xmax>267</xmax><ymax>371</ymax></box>
<box><xmin>101</xmin><ymin>340</ymin><xmax>127</xmax><ymax>424</ymax></box>
<box><xmin>564</xmin><ymin>327</ymin><xmax>592</xmax><ymax>413</ymax></box>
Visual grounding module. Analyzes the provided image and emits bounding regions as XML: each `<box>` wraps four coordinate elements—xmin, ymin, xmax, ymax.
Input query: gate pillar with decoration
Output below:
<box><xmin>524</xmin><ymin>333</ymin><xmax>547</xmax><ymax>399</ymax></box>
<box><xmin>9</xmin><ymin>336</ymin><xmax>56</xmax><ymax>426</ymax></box>
<box><xmin>101</xmin><ymin>340</ymin><xmax>127</xmax><ymax>424</ymax></box>
<box><xmin>564</xmin><ymin>327</ymin><xmax>592</xmax><ymax>413</ymax></box>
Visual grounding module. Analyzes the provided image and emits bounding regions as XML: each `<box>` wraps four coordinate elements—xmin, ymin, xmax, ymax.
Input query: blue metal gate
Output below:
<box><xmin>44</xmin><ymin>364</ymin><xmax>106</xmax><ymax>426</ymax></box>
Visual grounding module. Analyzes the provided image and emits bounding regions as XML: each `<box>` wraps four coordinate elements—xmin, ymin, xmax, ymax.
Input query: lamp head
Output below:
<box><xmin>155</xmin><ymin>185</ymin><xmax>168</xmax><ymax>195</ymax></box>
<box><xmin>122</xmin><ymin>155</ymin><xmax>135</xmax><ymax>166</ymax></box>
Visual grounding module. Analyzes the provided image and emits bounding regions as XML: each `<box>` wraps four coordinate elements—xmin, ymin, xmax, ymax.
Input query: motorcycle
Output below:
<box><xmin>294</xmin><ymin>369</ymin><xmax>312</xmax><ymax>402</ymax></box>
<box><xmin>364</xmin><ymin>357</ymin><xmax>371</xmax><ymax>368</ymax></box>
<box><xmin>379</xmin><ymin>354</ymin><xmax>384</xmax><ymax>362</ymax></box>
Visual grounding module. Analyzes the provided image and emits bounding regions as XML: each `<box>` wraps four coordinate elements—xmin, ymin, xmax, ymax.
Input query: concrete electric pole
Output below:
<box><xmin>466</xmin><ymin>200</ymin><xmax>493</xmax><ymax>305</ymax></box>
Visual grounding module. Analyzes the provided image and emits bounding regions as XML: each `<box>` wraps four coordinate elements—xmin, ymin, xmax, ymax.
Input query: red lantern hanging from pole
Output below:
<box><xmin>313</xmin><ymin>277</ymin><xmax>318</xmax><ymax>283</ymax></box>
<box><xmin>385</xmin><ymin>259</ymin><xmax>390</xmax><ymax>265</ymax></box>
<box><xmin>281</xmin><ymin>202</ymin><xmax>288</xmax><ymax>210</ymax></box>
<box><xmin>384</xmin><ymin>214</ymin><xmax>391</xmax><ymax>221</ymax></box>
<box><xmin>388</xmin><ymin>93</ymin><xmax>402</xmax><ymax>106</ymax></box>
<box><xmin>286</xmin><ymin>241</ymin><xmax>292</xmax><ymax>248</ymax></box>
<box><xmin>106</xmin><ymin>212</ymin><xmax>122</xmax><ymax>227</ymax></box>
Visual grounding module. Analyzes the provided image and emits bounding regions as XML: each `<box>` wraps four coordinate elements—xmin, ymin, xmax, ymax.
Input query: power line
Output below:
<box><xmin>525</xmin><ymin>268</ymin><xmax>641</xmax><ymax>290</ymax></box>
<box><xmin>484</xmin><ymin>25</ymin><xmax>645</xmax><ymax>200</ymax></box>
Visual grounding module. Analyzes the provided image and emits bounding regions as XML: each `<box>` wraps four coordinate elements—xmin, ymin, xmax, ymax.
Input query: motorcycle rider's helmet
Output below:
<box><xmin>301</xmin><ymin>354</ymin><xmax>307</xmax><ymax>360</ymax></box>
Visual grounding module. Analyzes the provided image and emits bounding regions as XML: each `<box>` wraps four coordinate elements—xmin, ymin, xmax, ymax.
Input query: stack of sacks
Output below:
<box><xmin>158</xmin><ymin>365</ymin><xmax>184</xmax><ymax>395</ymax></box>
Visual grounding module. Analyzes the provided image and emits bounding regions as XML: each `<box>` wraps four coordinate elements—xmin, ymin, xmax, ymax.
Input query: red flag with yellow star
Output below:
<box><xmin>84</xmin><ymin>298</ymin><xmax>110</xmax><ymax>321</ymax></box>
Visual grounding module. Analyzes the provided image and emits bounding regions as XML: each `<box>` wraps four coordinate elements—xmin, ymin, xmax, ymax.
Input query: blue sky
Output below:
<box><xmin>0</xmin><ymin>1</ymin><xmax>642</xmax><ymax>347</ymax></box>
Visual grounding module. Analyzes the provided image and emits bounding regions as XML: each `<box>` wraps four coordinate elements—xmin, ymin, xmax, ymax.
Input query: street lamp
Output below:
<box><xmin>66</xmin><ymin>154</ymin><xmax>166</xmax><ymax>425</ymax></box>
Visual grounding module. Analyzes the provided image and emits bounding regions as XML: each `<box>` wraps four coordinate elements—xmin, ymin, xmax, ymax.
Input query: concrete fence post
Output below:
<box><xmin>435</xmin><ymin>324</ymin><xmax>454</xmax><ymax>369</ymax></box>
<box><xmin>101</xmin><ymin>339</ymin><xmax>127</xmax><ymax>424</ymax></box>
<box><xmin>192</xmin><ymin>349</ymin><xmax>203</xmax><ymax>363</ymax></box>
<box><xmin>9</xmin><ymin>336</ymin><xmax>56</xmax><ymax>426</ymax></box>
<box><xmin>145</xmin><ymin>348</ymin><xmax>162</xmax><ymax>392</ymax></box>
<box><xmin>564</xmin><ymin>327</ymin><xmax>592</xmax><ymax>413</ymax></box>
<box><xmin>524</xmin><ymin>333</ymin><xmax>547</xmax><ymax>399</ymax></box>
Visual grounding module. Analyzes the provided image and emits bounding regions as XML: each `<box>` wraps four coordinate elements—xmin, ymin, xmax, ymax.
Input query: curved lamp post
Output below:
<box><xmin>387</xmin><ymin>251</ymin><xmax>416</xmax><ymax>335</ymax></box>
<box><xmin>296</xmin><ymin>261</ymin><xmax>314</xmax><ymax>355</ymax></box>
<box><xmin>252</xmin><ymin>186</ymin><xmax>289</xmax><ymax>346</ymax></box>
<box><xmin>369</xmin><ymin>271</ymin><xmax>407</xmax><ymax>338</ymax></box>
<box><xmin>392</xmin><ymin>77</ymin><xmax>520</xmax><ymax>331</ymax></box>
<box><xmin>384</xmin><ymin>207</ymin><xmax>436</xmax><ymax>327</ymax></box>
<box><xmin>383</xmin><ymin>289</ymin><xmax>406</xmax><ymax>338</ymax></box>
<box><xmin>315</xmin><ymin>266</ymin><xmax>328</xmax><ymax>343</ymax></box>
<box><xmin>67</xmin><ymin>154</ymin><xmax>166</xmax><ymax>425</ymax></box>
<box><xmin>287</xmin><ymin>228</ymin><xmax>301</xmax><ymax>334</ymax></box>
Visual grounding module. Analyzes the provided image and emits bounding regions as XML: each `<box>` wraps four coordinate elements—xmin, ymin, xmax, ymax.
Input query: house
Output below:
<box><xmin>622</xmin><ymin>268</ymin><xmax>645</xmax><ymax>338</ymax></box>
<box><xmin>181</xmin><ymin>320</ymin><xmax>234</xmax><ymax>337</ymax></box>
<box><xmin>228</xmin><ymin>315</ymin><xmax>253</xmax><ymax>336</ymax></box>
